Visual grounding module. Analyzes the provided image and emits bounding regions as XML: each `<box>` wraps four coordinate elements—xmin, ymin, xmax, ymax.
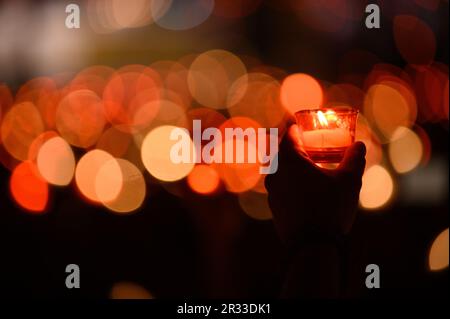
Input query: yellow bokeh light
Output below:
<box><xmin>428</xmin><ymin>228</ymin><xmax>449</xmax><ymax>271</ymax></box>
<box><xmin>96</xmin><ymin>158</ymin><xmax>146</xmax><ymax>214</ymax></box>
<box><xmin>37</xmin><ymin>136</ymin><xmax>75</xmax><ymax>186</ymax></box>
<box><xmin>388</xmin><ymin>127</ymin><xmax>423</xmax><ymax>174</ymax></box>
<box><xmin>75</xmin><ymin>150</ymin><xmax>115</xmax><ymax>203</ymax></box>
<box><xmin>141</xmin><ymin>125</ymin><xmax>195</xmax><ymax>182</ymax></box>
<box><xmin>364</xmin><ymin>83</ymin><xmax>416</xmax><ymax>142</ymax></box>
<box><xmin>359</xmin><ymin>165</ymin><xmax>394</xmax><ymax>210</ymax></box>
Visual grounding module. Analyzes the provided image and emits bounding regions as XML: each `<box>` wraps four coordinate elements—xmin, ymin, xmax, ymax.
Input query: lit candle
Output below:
<box><xmin>295</xmin><ymin>108</ymin><xmax>358</xmax><ymax>164</ymax></box>
<box><xmin>302</xmin><ymin>128</ymin><xmax>352</xmax><ymax>148</ymax></box>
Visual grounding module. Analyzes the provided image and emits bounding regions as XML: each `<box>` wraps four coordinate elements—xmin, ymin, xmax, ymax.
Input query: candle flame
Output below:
<box><xmin>317</xmin><ymin>110</ymin><xmax>329</xmax><ymax>127</ymax></box>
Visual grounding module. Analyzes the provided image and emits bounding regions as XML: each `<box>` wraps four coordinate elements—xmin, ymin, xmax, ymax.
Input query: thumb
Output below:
<box><xmin>338</xmin><ymin>141</ymin><xmax>366</xmax><ymax>179</ymax></box>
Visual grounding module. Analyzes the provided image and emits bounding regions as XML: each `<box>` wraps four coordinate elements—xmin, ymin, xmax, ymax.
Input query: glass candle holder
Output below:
<box><xmin>295</xmin><ymin>108</ymin><xmax>358</xmax><ymax>164</ymax></box>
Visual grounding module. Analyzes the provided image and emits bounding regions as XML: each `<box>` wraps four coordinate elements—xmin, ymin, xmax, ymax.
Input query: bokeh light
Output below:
<box><xmin>359</xmin><ymin>165</ymin><xmax>394</xmax><ymax>210</ymax></box>
<box><xmin>141</xmin><ymin>125</ymin><xmax>195</xmax><ymax>182</ymax></box>
<box><xmin>102</xmin><ymin>66</ymin><xmax>161</xmax><ymax>133</ymax></box>
<box><xmin>56</xmin><ymin>89</ymin><xmax>106</xmax><ymax>148</ymax></box>
<box><xmin>428</xmin><ymin>228</ymin><xmax>449</xmax><ymax>272</ymax></box>
<box><xmin>10</xmin><ymin>161</ymin><xmax>48</xmax><ymax>213</ymax></box>
<box><xmin>280</xmin><ymin>73</ymin><xmax>323</xmax><ymax>115</ymax></box>
<box><xmin>364</xmin><ymin>82</ymin><xmax>417</xmax><ymax>142</ymax></box>
<box><xmin>1</xmin><ymin>102</ymin><xmax>45</xmax><ymax>161</ymax></box>
<box><xmin>37</xmin><ymin>136</ymin><xmax>75</xmax><ymax>186</ymax></box>
<box><xmin>388</xmin><ymin>127</ymin><xmax>423</xmax><ymax>174</ymax></box>
<box><xmin>228</xmin><ymin>73</ymin><xmax>287</xmax><ymax>129</ymax></box>
<box><xmin>153</xmin><ymin>0</ymin><xmax>215</xmax><ymax>31</ymax></box>
<box><xmin>96</xmin><ymin>126</ymin><xmax>132</xmax><ymax>158</ymax></box>
<box><xmin>188</xmin><ymin>49</ymin><xmax>247</xmax><ymax>109</ymax></box>
<box><xmin>109</xmin><ymin>281</ymin><xmax>153</xmax><ymax>299</ymax></box>
<box><xmin>187</xmin><ymin>164</ymin><xmax>220</xmax><ymax>195</ymax></box>
<box><xmin>75</xmin><ymin>150</ymin><xmax>115</xmax><ymax>204</ymax></box>
<box><xmin>96</xmin><ymin>158</ymin><xmax>146</xmax><ymax>214</ymax></box>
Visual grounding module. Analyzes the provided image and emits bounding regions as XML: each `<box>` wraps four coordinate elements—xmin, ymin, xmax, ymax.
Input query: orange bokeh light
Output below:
<box><xmin>37</xmin><ymin>136</ymin><xmax>75</xmax><ymax>186</ymax></box>
<box><xmin>56</xmin><ymin>89</ymin><xmax>106</xmax><ymax>148</ymax></box>
<box><xmin>428</xmin><ymin>228</ymin><xmax>449</xmax><ymax>271</ymax></box>
<box><xmin>280</xmin><ymin>73</ymin><xmax>323</xmax><ymax>115</ymax></box>
<box><xmin>187</xmin><ymin>164</ymin><xmax>220</xmax><ymax>195</ymax></box>
<box><xmin>75</xmin><ymin>150</ymin><xmax>115</xmax><ymax>204</ymax></box>
<box><xmin>359</xmin><ymin>165</ymin><xmax>394</xmax><ymax>210</ymax></box>
<box><xmin>10</xmin><ymin>161</ymin><xmax>49</xmax><ymax>213</ymax></box>
<box><xmin>1</xmin><ymin>102</ymin><xmax>45</xmax><ymax>161</ymax></box>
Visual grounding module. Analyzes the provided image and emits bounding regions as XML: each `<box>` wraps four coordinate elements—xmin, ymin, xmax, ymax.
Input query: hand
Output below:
<box><xmin>265</xmin><ymin>124</ymin><xmax>366</xmax><ymax>250</ymax></box>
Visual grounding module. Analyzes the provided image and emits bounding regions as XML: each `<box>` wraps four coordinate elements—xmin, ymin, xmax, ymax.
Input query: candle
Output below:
<box><xmin>302</xmin><ymin>128</ymin><xmax>352</xmax><ymax>149</ymax></box>
<box><xmin>295</xmin><ymin>108</ymin><xmax>358</xmax><ymax>164</ymax></box>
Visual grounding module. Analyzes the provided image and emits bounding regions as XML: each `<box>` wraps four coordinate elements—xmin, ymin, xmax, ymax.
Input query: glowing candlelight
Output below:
<box><xmin>295</xmin><ymin>108</ymin><xmax>358</xmax><ymax>164</ymax></box>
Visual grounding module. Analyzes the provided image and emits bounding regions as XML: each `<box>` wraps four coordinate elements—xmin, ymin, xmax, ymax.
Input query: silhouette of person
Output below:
<box><xmin>265</xmin><ymin>124</ymin><xmax>366</xmax><ymax>298</ymax></box>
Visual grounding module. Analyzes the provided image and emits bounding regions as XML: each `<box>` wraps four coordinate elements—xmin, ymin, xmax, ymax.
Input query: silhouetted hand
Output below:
<box><xmin>265</xmin><ymin>124</ymin><xmax>366</xmax><ymax>251</ymax></box>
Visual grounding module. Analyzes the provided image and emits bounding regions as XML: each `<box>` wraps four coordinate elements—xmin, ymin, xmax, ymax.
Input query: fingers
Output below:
<box><xmin>338</xmin><ymin>141</ymin><xmax>366</xmax><ymax>179</ymax></box>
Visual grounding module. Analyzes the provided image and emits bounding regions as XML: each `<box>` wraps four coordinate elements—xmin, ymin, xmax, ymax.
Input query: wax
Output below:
<box><xmin>302</xmin><ymin>128</ymin><xmax>351</xmax><ymax>148</ymax></box>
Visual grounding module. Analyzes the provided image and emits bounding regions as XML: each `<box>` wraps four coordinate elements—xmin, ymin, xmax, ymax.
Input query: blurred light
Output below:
<box><xmin>1</xmin><ymin>102</ymin><xmax>44</xmax><ymax>161</ymax></box>
<box><xmin>10</xmin><ymin>161</ymin><xmax>48</xmax><ymax>213</ymax></box>
<box><xmin>56</xmin><ymin>89</ymin><xmax>106</xmax><ymax>148</ymax></box>
<box><xmin>96</xmin><ymin>159</ymin><xmax>146</xmax><ymax>214</ymax></box>
<box><xmin>188</xmin><ymin>50</ymin><xmax>247</xmax><ymax>109</ymax></box>
<box><xmin>141</xmin><ymin>125</ymin><xmax>195</xmax><ymax>182</ymax></box>
<box><xmin>153</xmin><ymin>0</ymin><xmax>215</xmax><ymax>31</ymax></box>
<box><xmin>88</xmin><ymin>0</ymin><xmax>155</xmax><ymax>33</ymax></box>
<box><xmin>150</xmin><ymin>60</ymin><xmax>192</xmax><ymax>108</ymax></box>
<box><xmin>103</xmin><ymin>66</ymin><xmax>161</xmax><ymax>133</ymax></box>
<box><xmin>96</xmin><ymin>126</ymin><xmax>132</xmax><ymax>158</ymax></box>
<box><xmin>394</xmin><ymin>15</ymin><xmax>436</xmax><ymax>66</ymax></box>
<box><xmin>280</xmin><ymin>73</ymin><xmax>323</xmax><ymax>115</ymax></box>
<box><xmin>37</xmin><ymin>136</ymin><xmax>75</xmax><ymax>186</ymax></box>
<box><xmin>110</xmin><ymin>281</ymin><xmax>153</xmax><ymax>299</ymax></box>
<box><xmin>27</xmin><ymin>131</ymin><xmax>59</xmax><ymax>162</ymax></box>
<box><xmin>428</xmin><ymin>228</ymin><xmax>449</xmax><ymax>271</ymax></box>
<box><xmin>187</xmin><ymin>164</ymin><xmax>220</xmax><ymax>195</ymax></box>
<box><xmin>75</xmin><ymin>150</ymin><xmax>115</xmax><ymax>203</ymax></box>
<box><xmin>364</xmin><ymin>83</ymin><xmax>416</xmax><ymax>142</ymax></box>
<box><xmin>388</xmin><ymin>127</ymin><xmax>423</xmax><ymax>174</ymax></box>
<box><xmin>238</xmin><ymin>191</ymin><xmax>272</xmax><ymax>220</ymax></box>
<box><xmin>15</xmin><ymin>77</ymin><xmax>59</xmax><ymax>130</ymax></box>
<box><xmin>359</xmin><ymin>165</ymin><xmax>394</xmax><ymax>210</ymax></box>
<box><xmin>187</xmin><ymin>108</ymin><xmax>227</xmax><ymax>132</ymax></box>
<box><xmin>215</xmin><ymin>117</ymin><xmax>263</xmax><ymax>193</ymax></box>
<box><xmin>399</xmin><ymin>157</ymin><xmax>448</xmax><ymax>205</ymax></box>
<box><xmin>228</xmin><ymin>73</ymin><xmax>286</xmax><ymax>129</ymax></box>
<box><xmin>69</xmin><ymin>65</ymin><xmax>115</xmax><ymax>97</ymax></box>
